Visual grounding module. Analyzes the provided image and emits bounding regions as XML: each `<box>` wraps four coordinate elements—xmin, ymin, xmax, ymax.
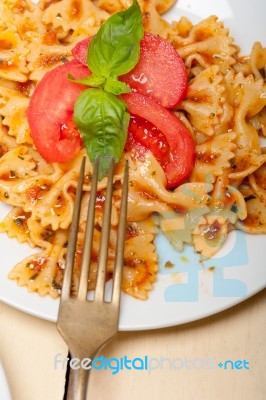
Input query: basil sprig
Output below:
<box><xmin>74</xmin><ymin>88</ymin><xmax>130</xmax><ymax>176</ymax></box>
<box><xmin>73</xmin><ymin>0</ymin><xmax>143</xmax><ymax>178</ymax></box>
<box><xmin>88</xmin><ymin>0</ymin><xmax>143</xmax><ymax>78</ymax></box>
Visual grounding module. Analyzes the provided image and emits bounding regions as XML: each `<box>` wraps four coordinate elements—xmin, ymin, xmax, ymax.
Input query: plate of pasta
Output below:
<box><xmin>0</xmin><ymin>0</ymin><xmax>265</xmax><ymax>330</ymax></box>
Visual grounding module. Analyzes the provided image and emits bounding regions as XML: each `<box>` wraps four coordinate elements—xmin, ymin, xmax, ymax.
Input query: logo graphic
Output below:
<box><xmin>54</xmin><ymin>354</ymin><xmax>250</xmax><ymax>373</ymax></box>
<box><xmin>155</xmin><ymin>207</ymin><xmax>248</xmax><ymax>302</ymax></box>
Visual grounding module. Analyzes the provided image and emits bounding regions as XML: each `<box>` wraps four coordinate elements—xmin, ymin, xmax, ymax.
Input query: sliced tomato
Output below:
<box><xmin>71</xmin><ymin>37</ymin><xmax>92</xmax><ymax>66</ymax></box>
<box><xmin>27</xmin><ymin>60</ymin><xmax>90</xmax><ymax>163</ymax></box>
<box><xmin>72</xmin><ymin>33</ymin><xmax>187</xmax><ymax>108</ymax></box>
<box><xmin>122</xmin><ymin>92</ymin><xmax>195</xmax><ymax>188</ymax></box>
<box><xmin>121</xmin><ymin>33</ymin><xmax>187</xmax><ymax>108</ymax></box>
<box><xmin>127</xmin><ymin>114</ymin><xmax>170</xmax><ymax>164</ymax></box>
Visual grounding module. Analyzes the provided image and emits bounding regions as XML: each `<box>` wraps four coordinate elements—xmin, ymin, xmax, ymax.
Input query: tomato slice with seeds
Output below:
<box><xmin>27</xmin><ymin>60</ymin><xmax>90</xmax><ymax>163</ymax></box>
<box><xmin>127</xmin><ymin>114</ymin><xmax>170</xmax><ymax>164</ymax></box>
<box><xmin>72</xmin><ymin>32</ymin><xmax>187</xmax><ymax>108</ymax></box>
<box><xmin>122</xmin><ymin>92</ymin><xmax>195</xmax><ymax>188</ymax></box>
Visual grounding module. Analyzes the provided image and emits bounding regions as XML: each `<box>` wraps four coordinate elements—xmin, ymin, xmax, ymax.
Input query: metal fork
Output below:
<box><xmin>57</xmin><ymin>156</ymin><xmax>129</xmax><ymax>400</ymax></box>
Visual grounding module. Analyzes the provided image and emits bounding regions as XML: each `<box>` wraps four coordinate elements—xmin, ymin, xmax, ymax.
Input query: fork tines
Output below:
<box><xmin>61</xmin><ymin>156</ymin><xmax>129</xmax><ymax>303</ymax></box>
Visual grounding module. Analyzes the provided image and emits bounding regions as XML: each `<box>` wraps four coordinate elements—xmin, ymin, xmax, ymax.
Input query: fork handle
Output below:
<box><xmin>67</xmin><ymin>367</ymin><xmax>90</xmax><ymax>400</ymax></box>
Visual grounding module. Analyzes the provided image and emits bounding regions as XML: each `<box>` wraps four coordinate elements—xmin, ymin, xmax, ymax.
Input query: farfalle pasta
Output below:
<box><xmin>0</xmin><ymin>0</ymin><xmax>265</xmax><ymax>299</ymax></box>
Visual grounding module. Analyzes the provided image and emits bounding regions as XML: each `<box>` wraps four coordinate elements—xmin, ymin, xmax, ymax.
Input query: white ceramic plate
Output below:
<box><xmin>0</xmin><ymin>0</ymin><xmax>265</xmax><ymax>331</ymax></box>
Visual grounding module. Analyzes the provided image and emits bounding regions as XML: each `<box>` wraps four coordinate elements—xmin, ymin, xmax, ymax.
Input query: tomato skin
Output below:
<box><xmin>71</xmin><ymin>37</ymin><xmax>92</xmax><ymax>66</ymax></box>
<box><xmin>72</xmin><ymin>33</ymin><xmax>187</xmax><ymax>108</ymax></box>
<box><xmin>27</xmin><ymin>60</ymin><xmax>90</xmax><ymax>163</ymax></box>
<box><xmin>122</xmin><ymin>92</ymin><xmax>195</xmax><ymax>188</ymax></box>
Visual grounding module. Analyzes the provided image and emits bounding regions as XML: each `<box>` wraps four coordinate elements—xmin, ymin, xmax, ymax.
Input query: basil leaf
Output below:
<box><xmin>104</xmin><ymin>77</ymin><xmax>131</xmax><ymax>95</ymax></box>
<box><xmin>68</xmin><ymin>73</ymin><xmax>105</xmax><ymax>87</ymax></box>
<box><xmin>68</xmin><ymin>73</ymin><xmax>130</xmax><ymax>94</ymax></box>
<box><xmin>71</xmin><ymin>0</ymin><xmax>144</xmax><ymax>179</ymax></box>
<box><xmin>74</xmin><ymin>88</ymin><xmax>130</xmax><ymax>179</ymax></box>
<box><xmin>88</xmin><ymin>0</ymin><xmax>143</xmax><ymax>78</ymax></box>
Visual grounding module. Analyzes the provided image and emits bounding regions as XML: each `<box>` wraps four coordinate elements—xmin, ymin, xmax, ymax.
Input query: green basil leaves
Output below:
<box><xmin>88</xmin><ymin>0</ymin><xmax>143</xmax><ymax>77</ymax></box>
<box><xmin>74</xmin><ymin>88</ymin><xmax>130</xmax><ymax>180</ymax></box>
<box><xmin>73</xmin><ymin>0</ymin><xmax>143</xmax><ymax>178</ymax></box>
